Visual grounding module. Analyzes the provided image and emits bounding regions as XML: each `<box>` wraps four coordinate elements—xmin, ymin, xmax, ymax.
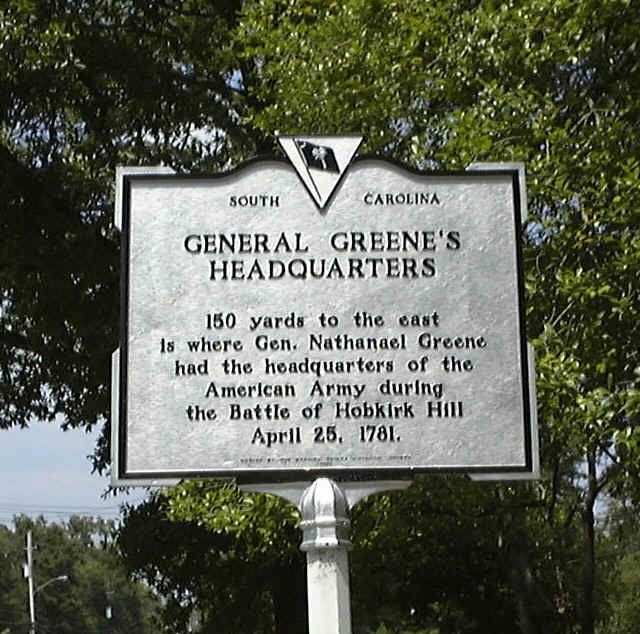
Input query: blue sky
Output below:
<box><xmin>0</xmin><ymin>422</ymin><xmax>145</xmax><ymax>526</ymax></box>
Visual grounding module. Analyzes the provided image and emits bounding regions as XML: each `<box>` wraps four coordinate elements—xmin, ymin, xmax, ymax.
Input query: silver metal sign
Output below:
<box><xmin>112</xmin><ymin>137</ymin><xmax>537</xmax><ymax>484</ymax></box>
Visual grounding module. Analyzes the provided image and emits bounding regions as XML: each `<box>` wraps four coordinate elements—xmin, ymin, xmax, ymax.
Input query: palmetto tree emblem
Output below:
<box><xmin>295</xmin><ymin>140</ymin><xmax>339</xmax><ymax>172</ymax></box>
<box><xmin>311</xmin><ymin>145</ymin><xmax>330</xmax><ymax>169</ymax></box>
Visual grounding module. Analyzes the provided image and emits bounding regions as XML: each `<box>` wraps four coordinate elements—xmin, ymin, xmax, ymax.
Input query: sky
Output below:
<box><xmin>0</xmin><ymin>421</ymin><xmax>146</xmax><ymax>527</ymax></box>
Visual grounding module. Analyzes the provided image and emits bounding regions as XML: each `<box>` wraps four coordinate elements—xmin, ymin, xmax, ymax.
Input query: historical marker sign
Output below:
<box><xmin>112</xmin><ymin>136</ymin><xmax>536</xmax><ymax>484</ymax></box>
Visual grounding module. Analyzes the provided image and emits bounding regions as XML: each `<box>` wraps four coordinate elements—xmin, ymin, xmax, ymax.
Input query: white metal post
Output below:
<box><xmin>300</xmin><ymin>478</ymin><xmax>353</xmax><ymax>634</ymax></box>
<box><xmin>26</xmin><ymin>530</ymin><xmax>35</xmax><ymax>634</ymax></box>
<box><xmin>244</xmin><ymin>479</ymin><xmax>410</xmax><ymax>633</ymax></box>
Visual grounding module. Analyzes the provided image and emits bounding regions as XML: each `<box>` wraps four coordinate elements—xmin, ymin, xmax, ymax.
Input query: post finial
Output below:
<box><xmin>300</xmin><ymin>478</ymin><xmax>352</xmax><ymax>551</ymax></box>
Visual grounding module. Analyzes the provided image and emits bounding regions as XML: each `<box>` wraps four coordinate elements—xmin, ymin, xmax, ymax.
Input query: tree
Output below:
<box><xmin>233</xmin><ymin>0</ymin><xmax>640</xmax><ymax>631</ymax></box>
<box><xmin>2</xmin><ymin>0</ymin><xmax>639</xmax><ymax>632</ymax></box>
<box><xmin>597</xmin><ymin>504</ymin><xmax>640</xmax><ymax>634</ymax></box>
<box><xmin>0</xmin><ymin>524</ymin><xmax>26</xmax><ymax>633</ymax></box>
<box><xmin>0</xmin><ymin>516</ymin><xmax>159</xmax><ymax>633</ymax></box>
<box><xmin>0</xmin><ymin>0</ymin><xmax>260</xmax><ymax>470</ymax></box>
<box><xmin>119</xmin><ymin>482</ymin><xmax>307</xmax><ymax>633</ymax></box>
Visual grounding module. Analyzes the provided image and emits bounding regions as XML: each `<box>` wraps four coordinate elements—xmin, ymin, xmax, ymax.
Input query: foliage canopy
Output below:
<box><xmin>0</xmin><ymin>516</ymin><xmax>158</xmax><ymax>633</ymax></box>
<box><xmin>1</xmin><ymin>0</ymin><xmax>639</xmax><ymax>632</ymax></box>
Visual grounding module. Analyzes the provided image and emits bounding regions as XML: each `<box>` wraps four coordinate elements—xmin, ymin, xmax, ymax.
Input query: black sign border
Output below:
<box><xmin>117</xmin><ymin>157</ymin><xmax>533</xmax><ymax>484</ymax></box>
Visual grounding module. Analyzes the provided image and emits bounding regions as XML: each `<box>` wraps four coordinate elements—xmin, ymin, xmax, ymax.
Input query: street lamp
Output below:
<box><xmin>29</xmin><ymin>574</ymin><xmax>70</xmax><ymax>634</ymax></box>
<box><xmin>34</xmin><ymin>575</ymin><xmax>70</xmax><ymax>595</ymax></box>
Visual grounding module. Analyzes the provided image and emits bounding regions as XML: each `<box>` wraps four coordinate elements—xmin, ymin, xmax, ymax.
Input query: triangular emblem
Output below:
<box><xmin>278</xmin><ymin>135</ymin><xmax>363</xmax><ymax>209</ymax></box>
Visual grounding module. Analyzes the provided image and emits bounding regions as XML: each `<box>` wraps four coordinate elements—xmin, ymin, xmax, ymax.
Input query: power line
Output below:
<box><xmin>0</xmin><ymin>506</ymin><xmax>128</xmax><ymax>526</ymax></box>
<box><xmin>0</xmin><ymin>502</ymin><xmax>124</xmax><ymax>511</ymax></box>
<box><xmin>0</xmin><ymin>494</ymin><xmax>146</xmax><ymax>521</ymax></box>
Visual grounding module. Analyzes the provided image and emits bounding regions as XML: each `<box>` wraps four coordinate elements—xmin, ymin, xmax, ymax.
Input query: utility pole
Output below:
<box><xmin>25</xmin><ymin>530</ymin><xmax>36</xmax><ymax>634</ymax></box>
<box><xmin>23</xmin><ymin>531</ymin><xmax>70</xmax><ymax>633</ymax></box>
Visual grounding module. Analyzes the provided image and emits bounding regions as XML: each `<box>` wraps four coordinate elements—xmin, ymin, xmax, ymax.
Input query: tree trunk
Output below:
<box><xmin>272</xmin><ymin>557</ymin><xmax>308</xmax><ymax>634</ymax></box>
<box><xmin>508</xmin><ymin>530</ymin><xmax>556</xmax><ymax>634</ymax></box>
<box><xmin>581</xmin><ymin>449</ymin><xmax>598</xmax><ymax>634</ymax></box>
